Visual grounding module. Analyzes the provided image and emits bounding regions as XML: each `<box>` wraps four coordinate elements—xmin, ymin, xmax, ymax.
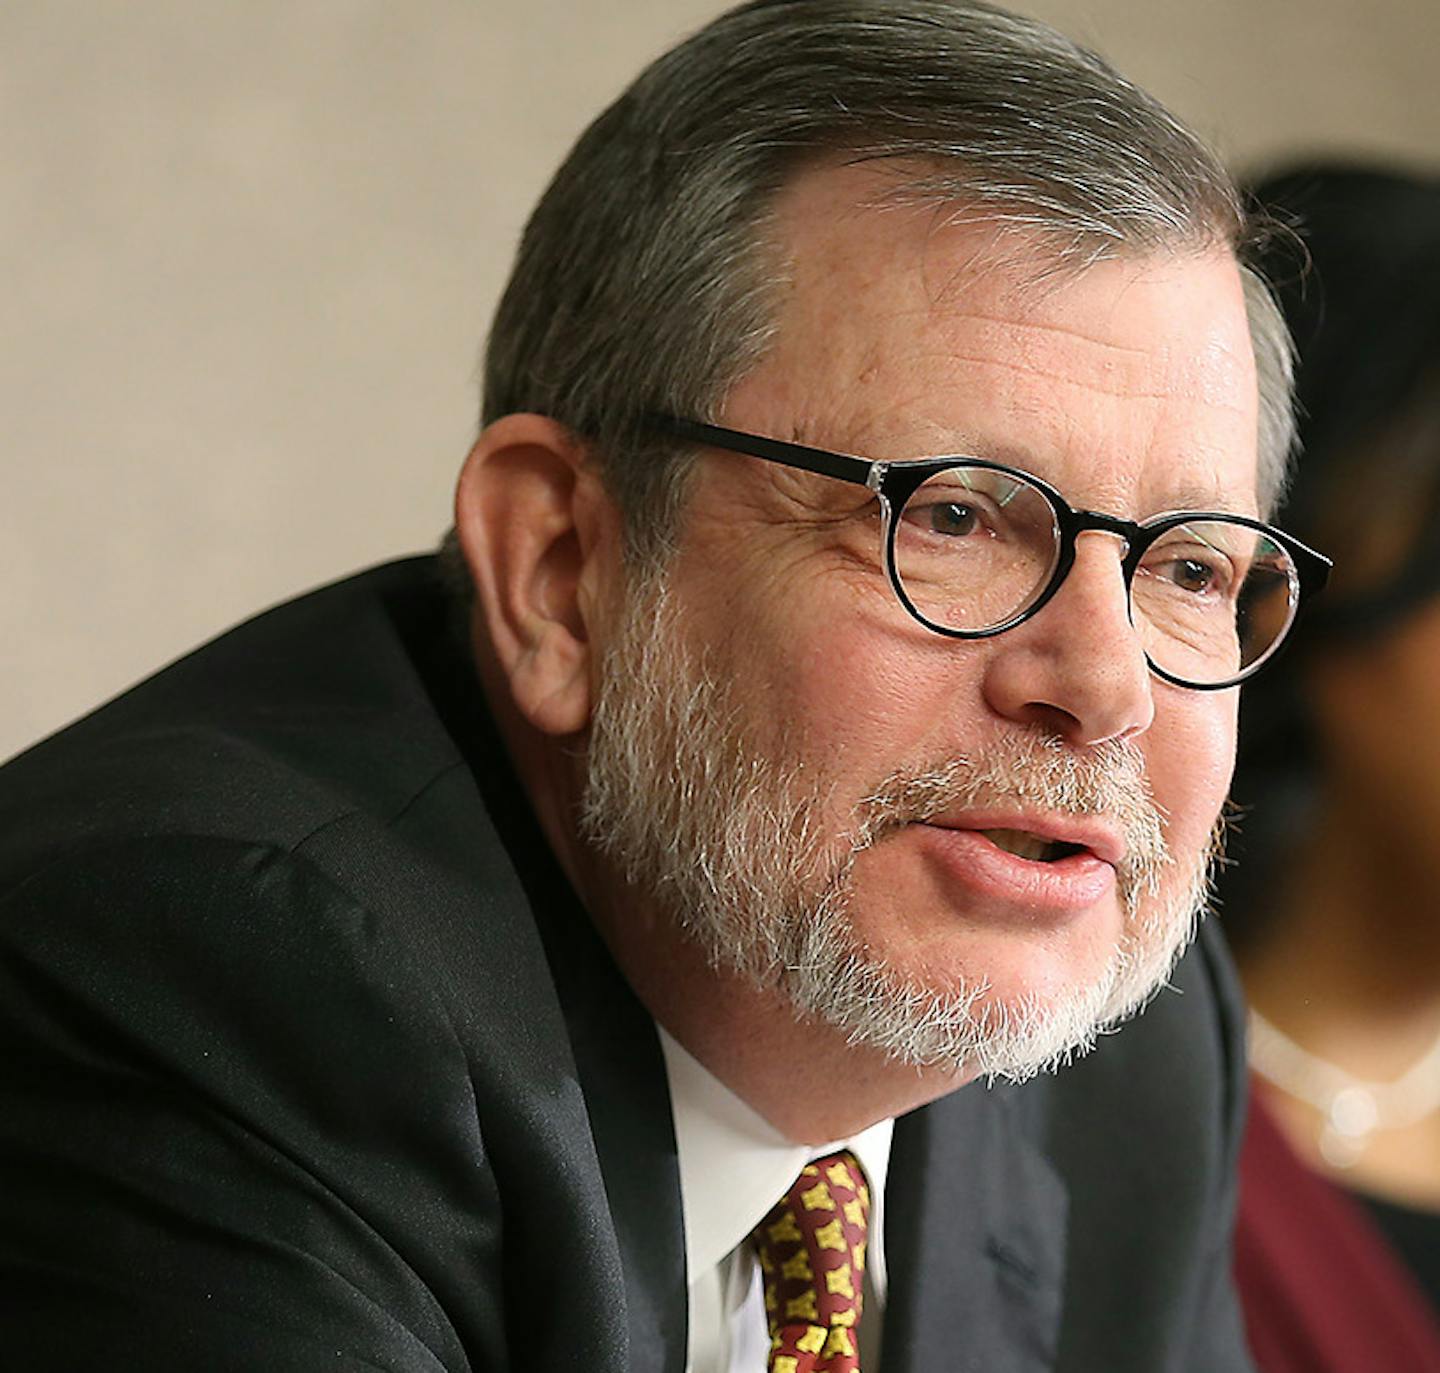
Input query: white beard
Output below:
<box><xmin>581</xmin><ymin>574</ymin><xmax>1216</xmax><ymax>1083</ymax></box>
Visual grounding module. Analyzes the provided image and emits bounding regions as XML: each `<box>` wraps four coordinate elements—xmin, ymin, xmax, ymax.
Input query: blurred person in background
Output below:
<box><xmin>1226</xmin><ymin>164</ymin><xmax>1440</xmax><ymax>1371</ymax></box>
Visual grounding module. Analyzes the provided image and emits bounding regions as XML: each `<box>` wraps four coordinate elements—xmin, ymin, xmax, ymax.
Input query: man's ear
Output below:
<box><xmin>454</xmin><ymin>414</ymin><xmax>621</xmax><ymax>737</ymax></box>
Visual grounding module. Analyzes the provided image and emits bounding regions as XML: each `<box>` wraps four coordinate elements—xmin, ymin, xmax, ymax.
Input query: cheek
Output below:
<box><xmin>1146</xmin><ymin>689</ymin><xmax>1237</xmax><ymax>857</ymax></box>
<box><xmin>780</xmin><ymin>624</ymin><xmax>987</xmax><ymax>788</ymax></box>
<box><xmin>704</xmin><ymin>562</ymin><xmax>971</xmax><ymax>776</ymax></box>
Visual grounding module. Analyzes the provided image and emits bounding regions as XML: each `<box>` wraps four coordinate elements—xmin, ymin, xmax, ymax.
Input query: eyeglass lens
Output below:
<box><xmin>892</xmin><ymin>466</ymin><xmax>1300</xmax><ymax>687</ymax></box>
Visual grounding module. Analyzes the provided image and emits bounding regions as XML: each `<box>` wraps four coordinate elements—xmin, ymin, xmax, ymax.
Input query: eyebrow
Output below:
<box><xmin>839</xmin><ymin>429</ymin><xmax>1258</xmax><ymax>519</ymax></box>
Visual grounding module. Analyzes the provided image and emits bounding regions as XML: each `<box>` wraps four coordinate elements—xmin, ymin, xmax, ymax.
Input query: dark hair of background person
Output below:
<box><xmin>1220</xmin><ymin>162</ymin><xmax>1440</xmax><ymax>943</ymax></box>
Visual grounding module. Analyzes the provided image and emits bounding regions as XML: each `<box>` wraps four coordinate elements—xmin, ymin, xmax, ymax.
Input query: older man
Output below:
<box><xmin>0</xmin><ymin>2</ymin><xmax>1327</xmax><ymax>1370</ymax></box>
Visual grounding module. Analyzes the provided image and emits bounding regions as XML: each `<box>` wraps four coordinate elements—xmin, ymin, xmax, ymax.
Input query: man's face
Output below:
<box><xmin>583</xmin><ymin>164</ymin><xmax>1258</xmax><ymax>1081</ymax></box>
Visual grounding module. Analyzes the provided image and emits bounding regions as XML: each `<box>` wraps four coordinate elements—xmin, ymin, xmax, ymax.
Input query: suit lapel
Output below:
<box><xmin>534</xmin><ymin>892</ymin><xmax>689</xmax><ymax>1373</ymax></box>
<box><xmin>882</xmin><ymin>1084</ymin><xmax>1067</xmax><ymax>1373</ymax></box>
<box><xmin>431</xmin><ymin>700</ymin><xmax>689</xmax><ymax>1373</ymax></box>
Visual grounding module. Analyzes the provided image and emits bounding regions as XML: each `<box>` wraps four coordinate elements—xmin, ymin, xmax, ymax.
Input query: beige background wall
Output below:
<box><xmin>5</xmin><ymin>1</ymin><xmax>1438</xmax><ymax>763</ymax></box>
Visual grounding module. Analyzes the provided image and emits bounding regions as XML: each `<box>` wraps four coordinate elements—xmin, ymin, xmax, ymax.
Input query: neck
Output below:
<box><xmin>1242</xmin><ymin>784</ymin><xmax>1440</xmax><ymax>1078</ymax></box>
<box><xmin>581</xmin><ymin>870</ymin><xmax>969</xmax><ymax>1144</ymax></box>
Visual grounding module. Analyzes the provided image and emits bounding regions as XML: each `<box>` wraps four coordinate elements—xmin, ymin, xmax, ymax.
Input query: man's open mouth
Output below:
<box><xmin>978</xmin><ymin>828</ymin><xmax>1088</xmax><ymax>863</ymax></box>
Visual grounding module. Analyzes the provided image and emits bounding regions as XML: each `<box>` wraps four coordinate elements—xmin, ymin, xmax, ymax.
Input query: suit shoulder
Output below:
<box><xmin>0</xmin><ymin>558</ymin><xmax>475</xmax><ymax>877</ymax></box>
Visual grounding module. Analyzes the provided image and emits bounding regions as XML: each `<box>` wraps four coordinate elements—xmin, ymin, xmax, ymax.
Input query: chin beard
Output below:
<box><xmin>580</xmin><ymin>571</ymin><xmax>1218</xmax><ymax>1083</ymax></box>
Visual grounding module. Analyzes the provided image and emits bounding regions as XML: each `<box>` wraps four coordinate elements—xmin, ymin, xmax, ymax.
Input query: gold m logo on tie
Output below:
<box><xmin>796</xmin><ymin>1326</ymin><xmax>827</xmax><ymax>1355</ymax></box>
<box><xmin>781</xmin><ymin>1250</ymin><xmax>814</xmax><ymax>1282</ymax></box>
<box><xmin>824</xmin><ymin>1263</ymin><xmax>855</xmax><ymax>1300</ymax></box>
<box><xmin>814</xmin><ymin>1219</ymin><xmax>846</xmax><ymax>1251</ymax></box>
<box><xmin>785</xmin><ymin>1290</ymin><xmax>820</xmax><ymax>1322</ymax></box>
<box><xmin>767</xmin><ymin>1213</ymin><xmax>802</xmax><ymax>1245</ymax></box>
<box><xmin>800</xmin><ymin>1180</ymin><xmax>834</xmax><ymax>1212</ymax></box>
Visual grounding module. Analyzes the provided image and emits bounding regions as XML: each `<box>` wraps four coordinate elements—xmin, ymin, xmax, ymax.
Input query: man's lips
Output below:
<box><xmin>922</xmin><ymin>810</ymin><xmax>1126</xmax><ymax>868</ymax></box>
<box><xmin>910</xmin><ymin>811</ymin><xmax>1124</xmax><ymax>912</ymax></box>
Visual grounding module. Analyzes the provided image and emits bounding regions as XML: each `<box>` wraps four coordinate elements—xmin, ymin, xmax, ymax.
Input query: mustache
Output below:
<box><xmin>850</xmin><ymin>732</ymin><xmax>1171</xmax><ymax>908</ymax></box>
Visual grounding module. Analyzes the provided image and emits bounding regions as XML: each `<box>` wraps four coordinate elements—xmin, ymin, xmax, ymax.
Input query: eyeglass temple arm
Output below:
<box><xmin>1297</xmin><ymin>540</ymin><xmax>1332</xmax><ymax>593</ymax></box>
<box><xmin>647</xmin><ymin>415</ymin><xmax>879</xmax><ymax>489</ymax></box>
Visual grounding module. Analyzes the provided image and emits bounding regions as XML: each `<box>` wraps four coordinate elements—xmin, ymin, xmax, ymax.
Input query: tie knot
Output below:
<box><xmin>751</xmin><ymin>1149</ymin><xmax>870</xmax><ymax>1373</ymax></box>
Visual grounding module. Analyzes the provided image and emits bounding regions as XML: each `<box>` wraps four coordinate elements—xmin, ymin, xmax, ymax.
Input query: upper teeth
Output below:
<box><xmin>982</xmin><ymin>828</ymin><xmax>1058</xmax><ymax>861</ymax></box>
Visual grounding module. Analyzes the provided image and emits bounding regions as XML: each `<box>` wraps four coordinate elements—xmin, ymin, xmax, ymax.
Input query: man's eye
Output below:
<box><xmin>924</xmin><ymin>502</ymin><xmax>983</xmax><ymax>537</ymax></box>
<box><xmin>1157</xmin><ymin>555</ymin><xmax>1228</xmax><ymax>596</ymax></box>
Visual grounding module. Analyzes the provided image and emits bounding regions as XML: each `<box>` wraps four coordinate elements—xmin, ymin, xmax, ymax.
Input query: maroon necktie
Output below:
<box><xmin>751</xmin><ymin>1150</ymin><xmax>870</xmax><ymax>1373</ymax></box>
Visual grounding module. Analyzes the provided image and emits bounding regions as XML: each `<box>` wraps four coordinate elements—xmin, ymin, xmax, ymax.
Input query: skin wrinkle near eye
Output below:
<box><xmin>762</xmin><ymin>464</ymin><xmax>874</xmax><ymax>523</ymax></box>
<box><xmin>684</xmin><ymin>466</ymin><xmax>891</xmax><ymax>623</ymax></box>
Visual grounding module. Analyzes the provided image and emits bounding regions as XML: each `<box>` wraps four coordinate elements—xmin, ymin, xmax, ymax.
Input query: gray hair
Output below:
<box><xmin>460</xmin><ymin>0</ymin><xmax>1294</xmax><ymax>578</ymax></box>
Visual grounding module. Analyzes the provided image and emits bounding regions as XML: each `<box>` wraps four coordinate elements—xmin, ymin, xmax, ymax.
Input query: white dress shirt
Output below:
<box><xmin>657</xmin><ymin>1028</ymin><xmax>893</xmax><ymax>1373</ymax></box>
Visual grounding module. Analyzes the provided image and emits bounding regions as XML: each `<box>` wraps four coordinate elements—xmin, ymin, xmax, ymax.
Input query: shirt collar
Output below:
<box><xmin>658</xmin><ymin>1025</ymin><xmax>892</xmax><ymax>1285</ymax></box>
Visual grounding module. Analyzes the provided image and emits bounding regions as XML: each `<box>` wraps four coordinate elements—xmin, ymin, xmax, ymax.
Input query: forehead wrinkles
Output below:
<box><xmin>774</xmin><ymin>305</ymin><xmax>1252</xmax><ymax>470</ymax></box>
<box><xmin>916</xmin><ymin>313</ymin><xmax>1242</xmax><ymax>406</ymax></box>
<box><xmin>762</xmin><ymin>200</ymin><xmax>1251</xmax><ymax>426</ymax></box>
<box><xmin>929</xmin><ymin>250</ymin><xmax>1256</xmax><ymax>409</ymax></box>
<box><xmin>902</xmin><ymin>231</ymin><xmax>1255</xmax><ymax>410</ymax></box>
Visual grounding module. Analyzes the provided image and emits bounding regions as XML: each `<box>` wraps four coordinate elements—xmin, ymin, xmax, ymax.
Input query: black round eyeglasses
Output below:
<box><xmin>648</xmin><ymin>415</ymin><xmax>1331</xmax><ymax>691</ymax></box>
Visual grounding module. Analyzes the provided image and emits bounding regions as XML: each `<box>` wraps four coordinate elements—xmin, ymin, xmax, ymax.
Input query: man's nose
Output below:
<box><xmin>981</xmin><ymin>531</ymin><xmax>1155</xmax><ymax>746</ymax></box>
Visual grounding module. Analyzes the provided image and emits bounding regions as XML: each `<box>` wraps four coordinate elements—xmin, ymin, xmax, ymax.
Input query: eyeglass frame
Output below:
<box><xmin>646</xmin><ymin>414</ymin><xmax>1332</xmax><ymax>691</ymax></box>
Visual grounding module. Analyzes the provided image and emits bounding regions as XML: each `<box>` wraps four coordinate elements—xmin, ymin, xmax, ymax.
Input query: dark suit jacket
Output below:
<box><xmin>0</xmin><ymin>559</ymin><xmax>1255</xmax><ymax>1371</ymax></box>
